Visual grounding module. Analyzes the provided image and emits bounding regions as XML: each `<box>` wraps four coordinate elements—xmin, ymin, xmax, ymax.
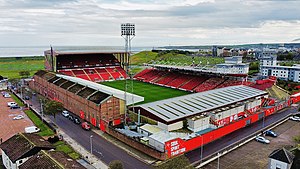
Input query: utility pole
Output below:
<box><xmin>40</xmin><ymin>99</ymin><xmax>44</xmax><ymax>122</ymax></box>
<box><xmin>90</xmin><ymin>135</ymin><xmax>93</xmax><ymax>154</ymax></box>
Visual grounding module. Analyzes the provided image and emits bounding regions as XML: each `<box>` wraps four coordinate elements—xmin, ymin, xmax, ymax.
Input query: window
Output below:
<box><xmin>276</xmin><ymin>163</ymin><xmax>282</xmax><ymax>169</ymax></box>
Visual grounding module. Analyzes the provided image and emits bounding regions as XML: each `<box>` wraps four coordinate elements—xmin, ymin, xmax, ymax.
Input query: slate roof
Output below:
<box><xmin>19</xmin><ymin>151</ymin><xmax>85</xmax><ymax>169</ymax></box>
<box><xmin>0</xmin><ymin>133</ymin><xmax>54</xmax><ymax>162</ymax></box>
<box><xmin>136</xmin><ymin>85</ymin><xmax>267</xmax><ymax>123</ymax></box>
<box><xmin>269</xmin><ymin>148</ymin><xmax>295</xmax><ymax>164</ymax></box>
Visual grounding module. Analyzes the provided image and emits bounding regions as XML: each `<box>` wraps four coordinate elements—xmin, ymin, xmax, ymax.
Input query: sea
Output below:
<box><xmin>0</xmin><ymin>46</ymin><xmax>156</xmax><ymax>58</ymax></box>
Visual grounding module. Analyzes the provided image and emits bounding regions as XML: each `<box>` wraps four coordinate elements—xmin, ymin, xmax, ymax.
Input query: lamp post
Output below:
<box><xmin>217</xmin><ymin>152</ymin><xmax>220</xmax><ymax>169</ymax></box>
<box><xmin>200</xmin><ymin>135</ymin><xmax>203</xmax><ymax>165</ymax></box>
<box><xmin>40</xmin><ymin>99</ymin><xmax>44</xmax><ymax>122</ymax></box>
<box><xmin>90</xmin><ymin>135</ymin><xmax>93</xmax><ymax>154</ymax></box>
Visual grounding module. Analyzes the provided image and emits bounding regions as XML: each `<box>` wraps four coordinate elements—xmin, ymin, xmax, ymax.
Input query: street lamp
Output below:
<box><xmin>217</xmin><ymin>152</ymin><xmax>220</xmax><ymax>169</ymax></box>
<box><xmin>90</xmin><ymin>135</ymin><xmax>93</xmax><ymax>154</ymax></box>
<box><xmin>200</xmin><ymin>135</ymin><xmax>203</xmax><ymax>164</ymax></box>
<box><xmin>40</xmin><ymin>99</ymin><xmax>44</xmax><ymax>122</ymax></box>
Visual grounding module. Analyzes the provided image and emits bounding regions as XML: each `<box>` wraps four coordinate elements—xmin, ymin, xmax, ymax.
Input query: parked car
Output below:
<box><xmin>74</xmin><ymin>117</ymin><xmax>81</xmax><ymax>124</ymax></box>
<box><xmin>7</xmin><ymin>102</ymin><xmax>17</xmax><ymax>107</ymax></box>
<box><xmin>25</xmin><ymin>126</ymin><xmax>40</xmax><ymax>133</ymax></box>
<box><xmin>68</xmin><ymin>115</ymin><xmax>74</xmax><ymax>121</ymax></box>
<box><xmin>81</xmin><ymin>122</ymin><xmax>91</xmax><ymax>130</ymax></box>
<box><xmin>255</xmin><ymin>136</ymin><xmax>270</xmax><ymax>144</ymax></box>
<box><xmin>13</xmin><ymin>115</ymin><xmax>25</xmax><ymax>120</ymax></box>
<box><xmin>265</xmin><ymin>130</ymin><xmax>277</xmax><ymax>137</ymax></box>
<box><xmin>4</xmin><ymin>93</ymin><xmax>11</xmax><ymax>98</ymax></box>
<box><xmin>289</xmin><ymin>116</ymin><xmax>300</xmax><ymax>121</ymax></box>
<box><xmin>10</xmin><ymin>105</ymin><xmax>20</xmax><ymax>109</ymax></box>
<box><xmin>1</xmin><ymin>91</ymin><xmax>6</xmax><ymax>96</ymax></box>
<box><xmin>62</xmin><ymin>110</ymin><xmax>69</xmax><ymax>117</ymax></box>
<box><xmin>24</xmin><ymin>96</ymin><xmax>30</xmax><ymax>100</ymax></box>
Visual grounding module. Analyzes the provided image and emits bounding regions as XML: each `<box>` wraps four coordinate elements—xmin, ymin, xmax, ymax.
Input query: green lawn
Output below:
<box><xmin>24</xmin><ymin>110</ymin><xmax>55</xmax><ymax>136</ymax></box>
<box><xmin>101</xmin><ymin>80</ymin><xmax>190</xmax><ymax>104</ymax></box>
<box><xmin>10</xmin><ymin>93</ymin><xmax>25</xmax><ymax>106</ymax></box>
<box><xmin>53</xmin><ymin>141</ymin><xmax>81</xmax><ymax>159</ymax></box>
<box><xmin>0</xmin><ymin>56</ymin><xmax>44</xmax><ymax>79</ymax></box>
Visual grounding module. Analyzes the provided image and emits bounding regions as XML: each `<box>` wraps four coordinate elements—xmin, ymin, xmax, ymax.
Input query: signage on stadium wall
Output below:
<box><xmin>80</xmin><ymin>110</ymin><xmax>85</xmax><ymax>119</ymax></box>
<box><xmin>165</xmin><ymin>138</ymin><xmax>187</xmax><ymax>158</ymax></box>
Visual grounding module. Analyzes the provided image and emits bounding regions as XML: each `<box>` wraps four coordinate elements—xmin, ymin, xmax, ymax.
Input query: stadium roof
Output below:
<box><xmin>146</xmin><ymin>64</ymin><xmax>248</xmax><ymax>76</ymax></box>
<box><xmin>135</xmin><ymin>85</ymin><xmax>267</xmax><ymax>123</ymax></box>
<box><xmin>44</xmin><ymin>50</ymin><xmax>127</xmax><ymax>55</ymax></box>
<box><xmin>56</xmin><ymin>74</ymin><xmax>144</xmax><ymax>105</ymax></box>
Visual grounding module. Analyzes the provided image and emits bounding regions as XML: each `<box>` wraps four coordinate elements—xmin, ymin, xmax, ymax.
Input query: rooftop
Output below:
<box><xmin>57</xmin><ymin>74</ymin><xmax>144</xmax><ymax>105</ymax></box>
<box><xmin>0</xmin><ymin>133</ymin><xmax>54</xmax><ymax>162</ymax></box>
<box><xmin>269</xmin><ymin>148</ymin><xmax>295</xmax><ymax>164</ymax></box>
<box><xmin>136</xmin><ymin>85</ymin><xmax>267</xmax><ymax>123</ymax></box>
<box><xmin>19</xmin><ymin>150</ymin><xmax>85</xmax><ymax>169</ymax></box>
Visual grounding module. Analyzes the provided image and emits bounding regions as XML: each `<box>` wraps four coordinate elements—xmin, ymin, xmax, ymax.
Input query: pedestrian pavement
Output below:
<box><xmin>15</xmin><ymin>92</ymin><xmax>108</xmax><ymax>169</ymax></box>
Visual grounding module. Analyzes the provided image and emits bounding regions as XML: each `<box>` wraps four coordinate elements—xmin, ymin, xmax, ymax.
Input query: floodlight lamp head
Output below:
<box><xmin>121</xmin><ymin>23</ymin><xmax>135</xmax><ymax>36</ymax></box>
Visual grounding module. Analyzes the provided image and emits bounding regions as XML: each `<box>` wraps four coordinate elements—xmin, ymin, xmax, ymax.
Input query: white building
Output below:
<box><xmin>0</xmin><ymin>133</ymin><xmax>54</xmax><ymax>169</ymax></box>
<box><xmin>216</xmin><ymin>56</ymin><xmax>249</xmax><ymax>75</ymax></box>
<box><xmin>259</xmin><ymin>50</ymin><xmax>300</xmax><ymax>82</ymax></box>
<box><xmin>268</xmin><ymin>148</ymin><xmax>295</xmax><ymax>169</ymax></box>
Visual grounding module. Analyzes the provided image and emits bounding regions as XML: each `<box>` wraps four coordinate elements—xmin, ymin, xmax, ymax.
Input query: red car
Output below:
<box><xmin>81</xmin><ymin>122</ymin><xmax>91</xmax><ymax>130</ymax></box>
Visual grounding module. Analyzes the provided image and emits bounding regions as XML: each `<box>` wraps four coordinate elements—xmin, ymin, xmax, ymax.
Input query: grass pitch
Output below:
<box><xmin>101</xmin><ymin>80</ymin><xmax>190</xmax><ymax>104</ymax></box>
<box><xmin>0</xmin><ymin>56</ymin><xmax>44</xmax><ymax>79</ymax></box>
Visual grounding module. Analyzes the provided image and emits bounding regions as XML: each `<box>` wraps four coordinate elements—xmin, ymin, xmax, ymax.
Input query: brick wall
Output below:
<box><xmin>106</xmin><ymin>126</ymin><xmax>166</xmax><ymax>160</ymax></box>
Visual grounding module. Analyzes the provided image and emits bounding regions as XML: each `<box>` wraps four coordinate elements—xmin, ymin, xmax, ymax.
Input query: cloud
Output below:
<box><xmin>0</xmin><ymin>0</ymin><xmax>299</xmax><ymax>46</ymax></box>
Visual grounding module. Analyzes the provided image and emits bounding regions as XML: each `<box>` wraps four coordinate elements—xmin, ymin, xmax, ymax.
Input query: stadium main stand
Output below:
<box><xmin>58</xmin><ymin>66</ymin><xmax>127</xmax><ymax>82</ymax></box>
<box><xmin>134</xmin><ymin>68</ymin><xmax>250</xmax><ymax>93</ymax></box>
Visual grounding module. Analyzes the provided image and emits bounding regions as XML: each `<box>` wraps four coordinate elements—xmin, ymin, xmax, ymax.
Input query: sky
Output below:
<box><xmin>0</xmin><ymin>0</ymin><xmax>300</xmax><ymax>47</ymax></box>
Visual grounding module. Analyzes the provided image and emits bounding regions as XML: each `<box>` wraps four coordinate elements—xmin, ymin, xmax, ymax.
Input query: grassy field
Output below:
<box><xmin>101</xmin><ymin>80</ymin><xmax>190</xmax><ymax>104</ymax></box>
<box><xmin>130</xmin><ymin>50</ymin><xmax>224</xmax><ymax>66</ymax></box>
<box><xmin>53</xmin><ymin>141</ymin><xmax>81</xmax><ymax>159</ymax></box>
<box><xmin>24</xmin><ymin>110</ymin><xmax>55</xmax><ymax>136</ymax></box>
<box><xmin>0</xmin><ymin>56</ymin><xmax>44</xmax><ymax>79</ymax></box>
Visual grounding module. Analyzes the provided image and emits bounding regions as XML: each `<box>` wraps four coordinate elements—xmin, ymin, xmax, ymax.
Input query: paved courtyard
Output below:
<box><xmin>203</xmin><ymin>120</ymin><xmax>300</xmax><ymax>169</ymax></box>
<box><xmin>0</xmin><ymin>91</ymin><xmax>33</xmax><ymax>143</ymax></box>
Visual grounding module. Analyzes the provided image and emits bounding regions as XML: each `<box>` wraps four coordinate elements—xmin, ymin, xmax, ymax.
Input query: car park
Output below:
<box><xmin>81</xmin><ymin>122</ymin><xmax>91</xmax><ymax>130</ymax></box>
<box><xmin>13</xmin><ymin>115</ymin><xmax>25</xmax><ymax>120</ymax></box>
<box><xmin>265</xmin><ymin>130</ymin><xmax>277</xmax><ymax>137</ymax></box>
<box><xmin>68</xmin><ymin>115</ymin><xmax>74</xmax><ymax>121</ymax></box>
<box><xmin>62</xmin><ymin>110</ymin><xmax>69</xmax><ymax>117</ymax></box>
<box><xmin>10</xmin><ymin>105</ymin><xmax>20</xmax><ymax>109</ymax></box>
<box><xmin>255</xmin><ymin>136</ymin><xmax>270</xmax><ymax>144</ymax></box>
<box><xmin>74</xmin><ymin>117</ymin><xmax>81</xmax><ymax>124</ymax></box>
<box><xmin>289</xmin><ymin>116</ymin><xmax>300</xmax><ymax>121</ymax></box>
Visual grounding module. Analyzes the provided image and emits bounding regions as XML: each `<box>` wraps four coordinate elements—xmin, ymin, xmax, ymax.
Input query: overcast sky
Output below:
<box><xmin>0</xmin><ymin>0</ymin><xmax>299</xmax><ymax>47</ymax></box>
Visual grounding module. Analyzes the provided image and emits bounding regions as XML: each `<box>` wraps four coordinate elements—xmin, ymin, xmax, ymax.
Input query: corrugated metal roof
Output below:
<box><xmin>136</xmin><ymin>85</ymin><xmax>267</xmax><ymax>122</ymax></box>
<box><xmin>56</xmin><ymin>74</ymin><xmax>144</xmax><ymax>105</ymax></box>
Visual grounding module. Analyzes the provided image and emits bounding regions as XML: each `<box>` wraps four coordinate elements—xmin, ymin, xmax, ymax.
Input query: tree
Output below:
<box><xmin>109</xmin><ymin>160</ymin><xmax>124</xmax><ymax>169</ymax></box>
<box><xmin>19</xmin><ymin>71</ymin><xmax>30</xmax><ymax>78</ymax></box>
<box><xmin>155</xmin><ymin>155</ymin><xmax>195</xmax><ymax>169</ymax></box>
<box><xmin>43</xmin><ymin>100</ymin><xmax>64</xmax><ymax>120</ymax></box>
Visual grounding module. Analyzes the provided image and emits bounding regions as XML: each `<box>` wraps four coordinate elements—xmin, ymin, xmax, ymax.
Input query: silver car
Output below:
<box><xmin>255</xmin><ymin>136</ymin><xmax>270</xmax><ymax>144</ymax></box>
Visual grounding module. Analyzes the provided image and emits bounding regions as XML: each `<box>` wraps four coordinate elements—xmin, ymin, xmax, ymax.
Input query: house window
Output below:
<box><xmin>276</xmin><ymin>164</ymin><xmax>282</xmax><ymax>169</ymax></box>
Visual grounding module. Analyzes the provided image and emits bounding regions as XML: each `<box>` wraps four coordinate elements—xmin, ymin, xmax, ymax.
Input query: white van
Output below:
<box><xmin>7</xmin><ymin>102</ymin><xmax>17</xmax><ymax>107</ymax></box>
<box><xmin>25</xmin><ymin>126</ymin><xmax>40</xmax><ymax>133</ymax></box>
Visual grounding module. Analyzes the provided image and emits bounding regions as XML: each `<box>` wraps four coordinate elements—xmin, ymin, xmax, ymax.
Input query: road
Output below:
<box><xmin>185</xmin><ymin>107</ymin><xmax>297</xmax><ymax>164</ymax></box>
<box><xmin>29</xmin><ymin>95</ymin><xmax>151</xmax><ymax>169</ymax></box>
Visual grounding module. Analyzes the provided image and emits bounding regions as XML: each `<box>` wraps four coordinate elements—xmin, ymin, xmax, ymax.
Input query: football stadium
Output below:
<box><xmin>29</xmin><ymin>49</ymin><xmax>300</xmax><ymax>160</ymax></box>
